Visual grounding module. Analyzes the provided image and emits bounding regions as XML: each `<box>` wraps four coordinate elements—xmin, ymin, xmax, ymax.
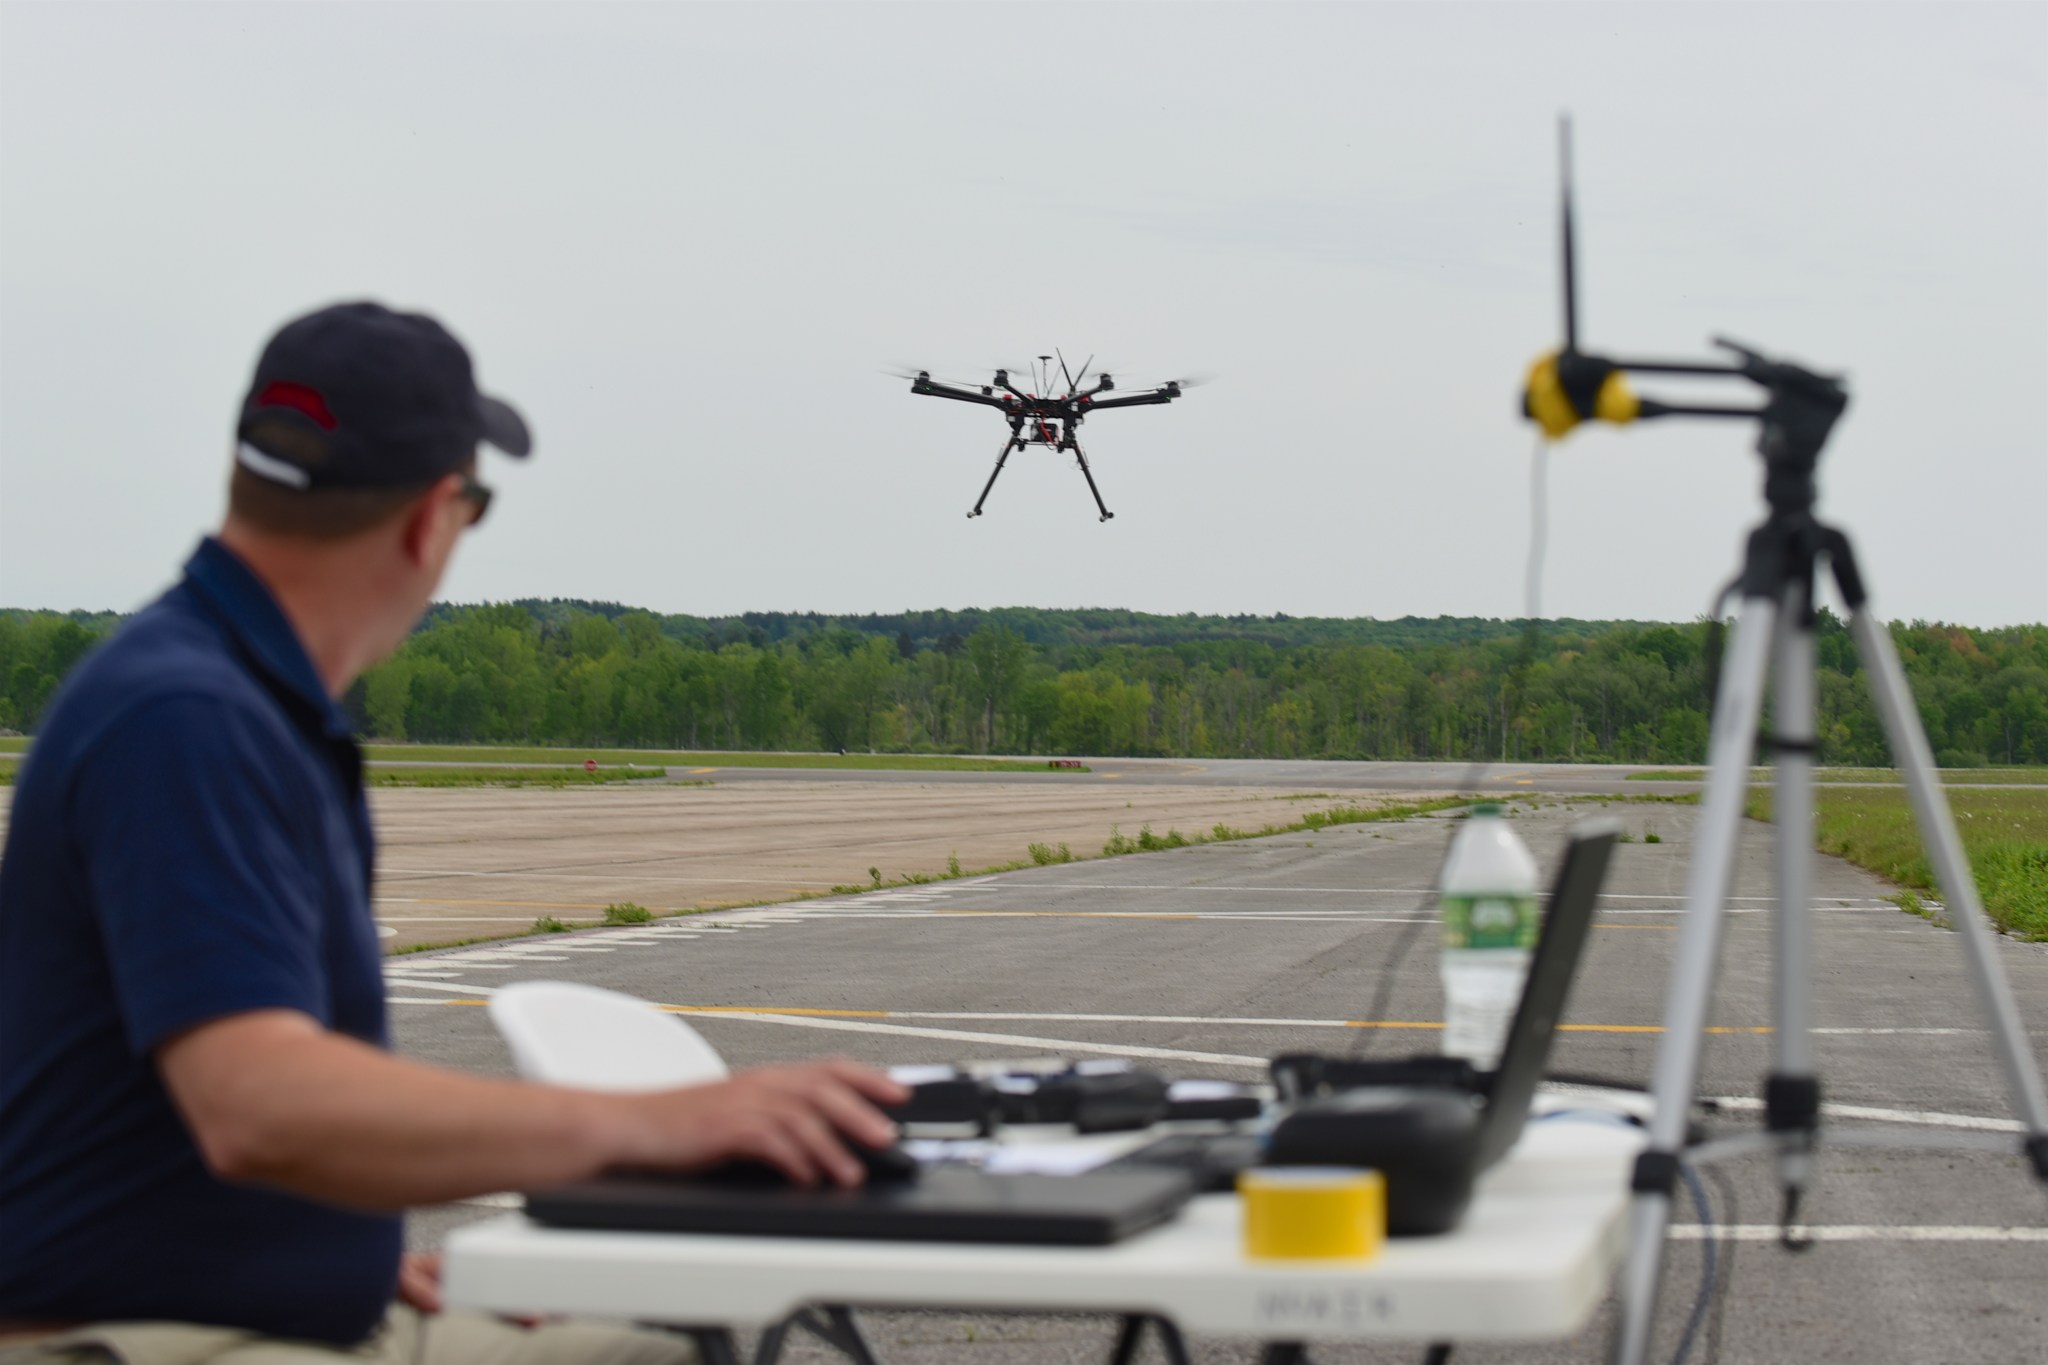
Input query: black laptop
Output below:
<box><xmin>524</xmin><ymin>1166</ymin><xmax>1192</xmax><ymax>1246</ymax></box>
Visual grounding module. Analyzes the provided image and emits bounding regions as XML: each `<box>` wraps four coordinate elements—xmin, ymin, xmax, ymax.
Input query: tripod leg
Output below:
<box><xmin>1611</xmin><ymin>595</ymin><xmax>1777</xmax><ymax>1365</ymax></box>
<box><xmin>970</xmin><ymin>432</ymin><xmax>1020</xmax><ymax>519</ymax></box>
<box><xmin>1768</xmin><ymin>580</ymin><xmax>1821</xmax><ymax>1237</ymax></box>
<box><xmin>1846</xmin><ymin>601</ymin><xmax>2048</xmax><ymax>1173</ymax></box>
<box><xmin>1070</xmin><ymin>440</ymin><xmax>1114</xmax><ymax>522</ymax></box>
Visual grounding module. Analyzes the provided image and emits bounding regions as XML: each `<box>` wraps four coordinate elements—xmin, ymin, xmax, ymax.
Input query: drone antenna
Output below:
<box><xmin>1057</xmin><ymin>348</ymin><xmax>1077</xmax><ymax>396</ymax></box>
<box><xmin>1560</xmin><ymin>112</ymin><xmax>1579</xmax><ymax>354</ymax></box>
<box><xmin>1038</xmin><ymin>354</ymin><xmax>1053</xmax><ymax>397</ymax></box>
<box><xmin>1073</xmin><ymin>353</ymin><xmax>1094</xmax><ymax>391</ymax></box>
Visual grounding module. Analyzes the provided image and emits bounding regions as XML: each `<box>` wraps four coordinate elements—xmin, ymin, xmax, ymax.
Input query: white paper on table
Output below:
<box><xmin>1167</xmin><ymin>1080</ymin><xmax>1250</xmax><ymax>1102</ymax></box>
<box><xmin>888</xmin><ymin>1065</ymin><xmax>959</xmax><ymax>1085</ymax></box>
<box><xmin>981</xmin><ymin>1143</ymin><xmax>1116</xmax><ymax>1176</ymax></box>
<box><xmin>900</xmin><ymin>1138</ymin><xmax>995</xmax><ymax>1164</ymax></box>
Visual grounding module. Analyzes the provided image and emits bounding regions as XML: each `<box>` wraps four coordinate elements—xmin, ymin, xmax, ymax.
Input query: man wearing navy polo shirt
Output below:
<box><xmin>0</xmin><ymin>304</ymin><xmax>905</xmax><ymax>1361</ymax></box>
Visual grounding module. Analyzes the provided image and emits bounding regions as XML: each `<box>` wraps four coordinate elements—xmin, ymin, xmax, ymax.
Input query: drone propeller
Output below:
<box><xmin>1122</xmin><ymin>373</ymin><xmax>1213</xmax><ymax>392</ymax></box>
<box><xmin>884</xmin><ymin>365</ymin><xmax>985</xmax><ymax>389</ymax></box>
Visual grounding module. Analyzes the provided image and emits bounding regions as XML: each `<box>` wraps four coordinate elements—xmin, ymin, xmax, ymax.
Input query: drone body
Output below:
<box><xmin>902</xmin><ymin>352</ymin><xmax>1189</xmax><ymax>522</ymax></box>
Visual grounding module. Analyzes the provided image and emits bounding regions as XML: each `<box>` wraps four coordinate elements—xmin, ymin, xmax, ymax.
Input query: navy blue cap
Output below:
<box><xmin>234</xmin><ymin>301</ymin><xmax>530</xmax><ymax>491</ymax></box>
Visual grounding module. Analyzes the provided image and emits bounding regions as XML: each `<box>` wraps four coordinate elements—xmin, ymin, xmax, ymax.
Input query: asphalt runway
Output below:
<box><xmin>391</xmin><ymin>798</ymin><xmax>2048</xmax><ymax>1365</ymax></box>
<box><xmin>360</xmin><ymin>780</ymin><xmax>1387</xmax><ymax>952</ymax></box>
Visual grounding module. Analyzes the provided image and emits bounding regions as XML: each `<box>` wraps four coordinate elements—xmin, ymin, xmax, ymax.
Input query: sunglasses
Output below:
<box><xmin>457</xmin><ymin>473</ymin><xmax>494</xmax><ymax>527</ymax></box>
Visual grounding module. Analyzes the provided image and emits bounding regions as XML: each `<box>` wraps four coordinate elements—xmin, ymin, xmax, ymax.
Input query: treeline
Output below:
<box><xmin>5</xmin><ymin>604</ymin><xmax>2045</xmax><ymax>767</ymax></box>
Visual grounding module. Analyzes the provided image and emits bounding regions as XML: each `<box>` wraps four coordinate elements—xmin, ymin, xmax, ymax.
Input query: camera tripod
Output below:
<box><xmin>1605</xmin><ymin>347</ymin><xmax>2048</xmax><ymax>1365</ymax></box>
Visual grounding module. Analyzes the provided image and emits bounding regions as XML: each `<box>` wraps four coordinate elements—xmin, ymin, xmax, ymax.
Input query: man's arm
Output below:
<box><xmin>158</xmin><ymin>1009</ymin><xmax>905</xmax><ymax>1210</ymax></box>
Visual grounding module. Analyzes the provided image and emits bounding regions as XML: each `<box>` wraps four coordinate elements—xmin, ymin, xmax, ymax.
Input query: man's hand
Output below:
<box><xmin>621</xmin><ymin>1059</ymin><xmax>908</xmax><ymax>1188</ymax></box>
<box><xmin>157</xmin><ymin>1010</ymin><xmax>907</xmax><ymax>1208</ymax></box>
<box><xmin>397</xmin><ymin>1252</ymin><xmax>442</xmax><ymax>1314</ymax></box>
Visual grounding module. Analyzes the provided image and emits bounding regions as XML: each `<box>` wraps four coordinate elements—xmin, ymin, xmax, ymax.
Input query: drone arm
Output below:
<box><xmin>913</xmin><ymin>379</ymin><xmax>1014</xmax><ymax>412</ymax></box>
<box><xmin>1083</xmin><ymin>388</ymin><xmax>1179</xmax><ymax>411</ymax></box>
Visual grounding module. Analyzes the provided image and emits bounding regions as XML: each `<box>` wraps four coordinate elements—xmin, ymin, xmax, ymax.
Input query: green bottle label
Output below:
<box><xmin>1442</xmin><ymin>894</ymin><xmax>1539</xmax><ymax>951</ymax></box>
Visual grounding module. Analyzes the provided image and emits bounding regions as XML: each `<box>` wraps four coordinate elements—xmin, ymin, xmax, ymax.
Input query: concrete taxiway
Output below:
<box><xmin>390</xmin><ymin>799</ymin><xmax>2047</xmax><ymax>1364</ymax></box>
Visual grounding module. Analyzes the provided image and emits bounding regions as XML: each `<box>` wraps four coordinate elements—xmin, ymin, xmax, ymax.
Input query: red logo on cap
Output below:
<box><xmin>256</xmin><ymin>381</ymin><xmax>339</xmax><ymax>430</ymax></box>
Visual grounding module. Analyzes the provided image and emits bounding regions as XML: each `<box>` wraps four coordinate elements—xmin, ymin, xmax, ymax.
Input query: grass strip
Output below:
<box><xmin>1746</xmin><ymin>785</ymin><xmax>2048</xmax><ymax>942</ymax></box>
<box><xmin>1632</xmin><ymin>767</ymin><xmax>2048</xmax><ymax>785</ymax></box>
<box><xmin>359</xmin><ymin>744</ymin><xmax>1080</xmax><ymax>773</ymax></box>
<box><xmin>366</xmin><ymin>765</ymin><xmax>679</xmax><ymax>789</ymax></box>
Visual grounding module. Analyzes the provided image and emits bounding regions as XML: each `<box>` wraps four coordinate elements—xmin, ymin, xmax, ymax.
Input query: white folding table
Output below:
<box><xmin>443</xmin><ymin>1106</ymin><xmax>1644</xmax><ymax>1362</ymax></box>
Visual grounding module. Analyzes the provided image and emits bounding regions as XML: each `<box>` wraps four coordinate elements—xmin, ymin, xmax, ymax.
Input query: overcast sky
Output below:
<box><xmin>2</xmin><ymin>1</ymin><xmax>2042</xmax><ymax>626</ymax></box>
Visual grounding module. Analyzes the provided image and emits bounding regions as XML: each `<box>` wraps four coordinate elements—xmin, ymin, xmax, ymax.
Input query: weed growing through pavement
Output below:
<box><xmin>533</xmin><ymin>916</ymin><xmax>569</xmax><ymax>934</ymax></box>
<box><xmin>947</xmin><ymin>851</ymin><xmax>963</xmax><ymax>878</ymax></box>
<box><xmin>603</xmin><ymin>902</ymin><xmax>653</xmax><ymax>925</ymax></box>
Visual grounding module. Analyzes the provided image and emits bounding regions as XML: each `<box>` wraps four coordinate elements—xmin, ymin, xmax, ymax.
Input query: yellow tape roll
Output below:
<box><xmin>1239</xmin><ymin>1168</ymin><xmax>1386</xmax><ymax>1260</ymax></box>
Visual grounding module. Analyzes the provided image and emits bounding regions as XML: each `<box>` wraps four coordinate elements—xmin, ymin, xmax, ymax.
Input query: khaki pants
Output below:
<box><xmin>0</xmin><ymin>1308</ymin><xmax>698</xmax><ymax>1365</ymax></box>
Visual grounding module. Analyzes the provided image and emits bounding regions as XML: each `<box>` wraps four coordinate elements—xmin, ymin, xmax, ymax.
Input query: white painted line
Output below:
<box><xmin>820</xmin><ymin>911</ymin><xmax>1438</xmax><ymax>924</ymax></box>
<box><xmin>1707</xmin><ymin>1096</ymin><xmax>2025</xmax><ymax>1133</ymax></box>
<box><xmin>1810</xmin><ymin>1027</ymin><xmax>1980</xmax><ymax>1036</ymax></box>
<box><xmin>755</xmin><ymin>1010</ymin><xmax>1988</xmax><ymax>1039</ymax></box>
<box><xmin>782</xmin><ymin>912</ymin><xmax>1884</xmax><ymax>925</ymax></box>
<box><xmin>388</xmin><ymin>997</ymin><xmax>463</xmax><ymax>1005</ymax></box>
<box><xmin>375</xmin><ymin>915</ymin><xmax>552</xmax><ymax>922</ymax></box>
<box><xmin>689</xmin><ymin>1011</ymin><xmax>1265</xmax><ymax>1071</ymax></box>
<box><xmin>1005</xmin><ymin>884</ymin><xmax>1889</xmax><ymax>906</ymax></box>
<box><xmin>1667</xmin><ymin>1225</ymin><xmax>2048</xmax><ymax>1243</ymax></box>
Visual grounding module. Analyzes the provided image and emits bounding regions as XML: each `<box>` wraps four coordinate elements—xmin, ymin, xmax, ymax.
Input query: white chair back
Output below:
<box><xmin>489</xmin><ymin>980</ymin><xmax>729</xmax><ymax>1092</ymax></box>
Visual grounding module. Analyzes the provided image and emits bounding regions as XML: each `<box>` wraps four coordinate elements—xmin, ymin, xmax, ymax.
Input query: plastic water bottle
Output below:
<box><xmin>1438</xmin><ymin>804</ymin><xmax>1541</xmax><ymax>1070</ymax></box>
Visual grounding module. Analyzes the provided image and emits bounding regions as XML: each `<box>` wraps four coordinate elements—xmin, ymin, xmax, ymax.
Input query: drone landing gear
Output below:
<box><xmin>969</xmin><ymin>426</ymin><xmax>1025</xmax><ymax>519</ymax></box>
<box><xmin>1071</xmin><ymin>439</ymin><xmax>1114</xmax><ymax>522</ymax></box>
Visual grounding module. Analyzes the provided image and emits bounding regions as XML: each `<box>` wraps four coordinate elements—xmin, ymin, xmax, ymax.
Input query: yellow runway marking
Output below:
<box><xmin>421</xmin><ymin>999</ymin><xmax>1767</xmax><ymax>1034</ymax></box>
<box><xmin>688</xmin><ymin>767</ymin><xmax>718</xmax><ymax>774</ymax></box>
<box><xmin>934</xmin><ymin>910</ymin><xmax>1203</xmax><ymax>920</ymax></box>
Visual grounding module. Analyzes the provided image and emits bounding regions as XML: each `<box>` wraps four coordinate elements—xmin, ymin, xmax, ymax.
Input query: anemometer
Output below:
<box><xmin>1523</xmin><ymin>117</ymin><xmax>2048</xmax><ymax>1365</ymax></box>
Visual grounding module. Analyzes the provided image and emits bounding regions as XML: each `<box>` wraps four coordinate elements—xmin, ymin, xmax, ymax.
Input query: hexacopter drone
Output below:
<box><xmin>898</xmin><ymin>352</ymin><xmax>1193</xmax><ymax>522</ymax></box>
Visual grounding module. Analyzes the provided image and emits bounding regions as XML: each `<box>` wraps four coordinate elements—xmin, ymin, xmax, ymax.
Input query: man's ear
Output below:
<box><xmin>399</xmin><ymin>475</ymin><xmax>463</xmax><ymax>567</ymax></box>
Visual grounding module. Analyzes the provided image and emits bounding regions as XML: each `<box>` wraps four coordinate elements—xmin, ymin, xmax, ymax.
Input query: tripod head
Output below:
<box><xmin>1520</xmin><ymin>118</ymin><xmax>1851</xmax><ymax>518</ymax></box>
